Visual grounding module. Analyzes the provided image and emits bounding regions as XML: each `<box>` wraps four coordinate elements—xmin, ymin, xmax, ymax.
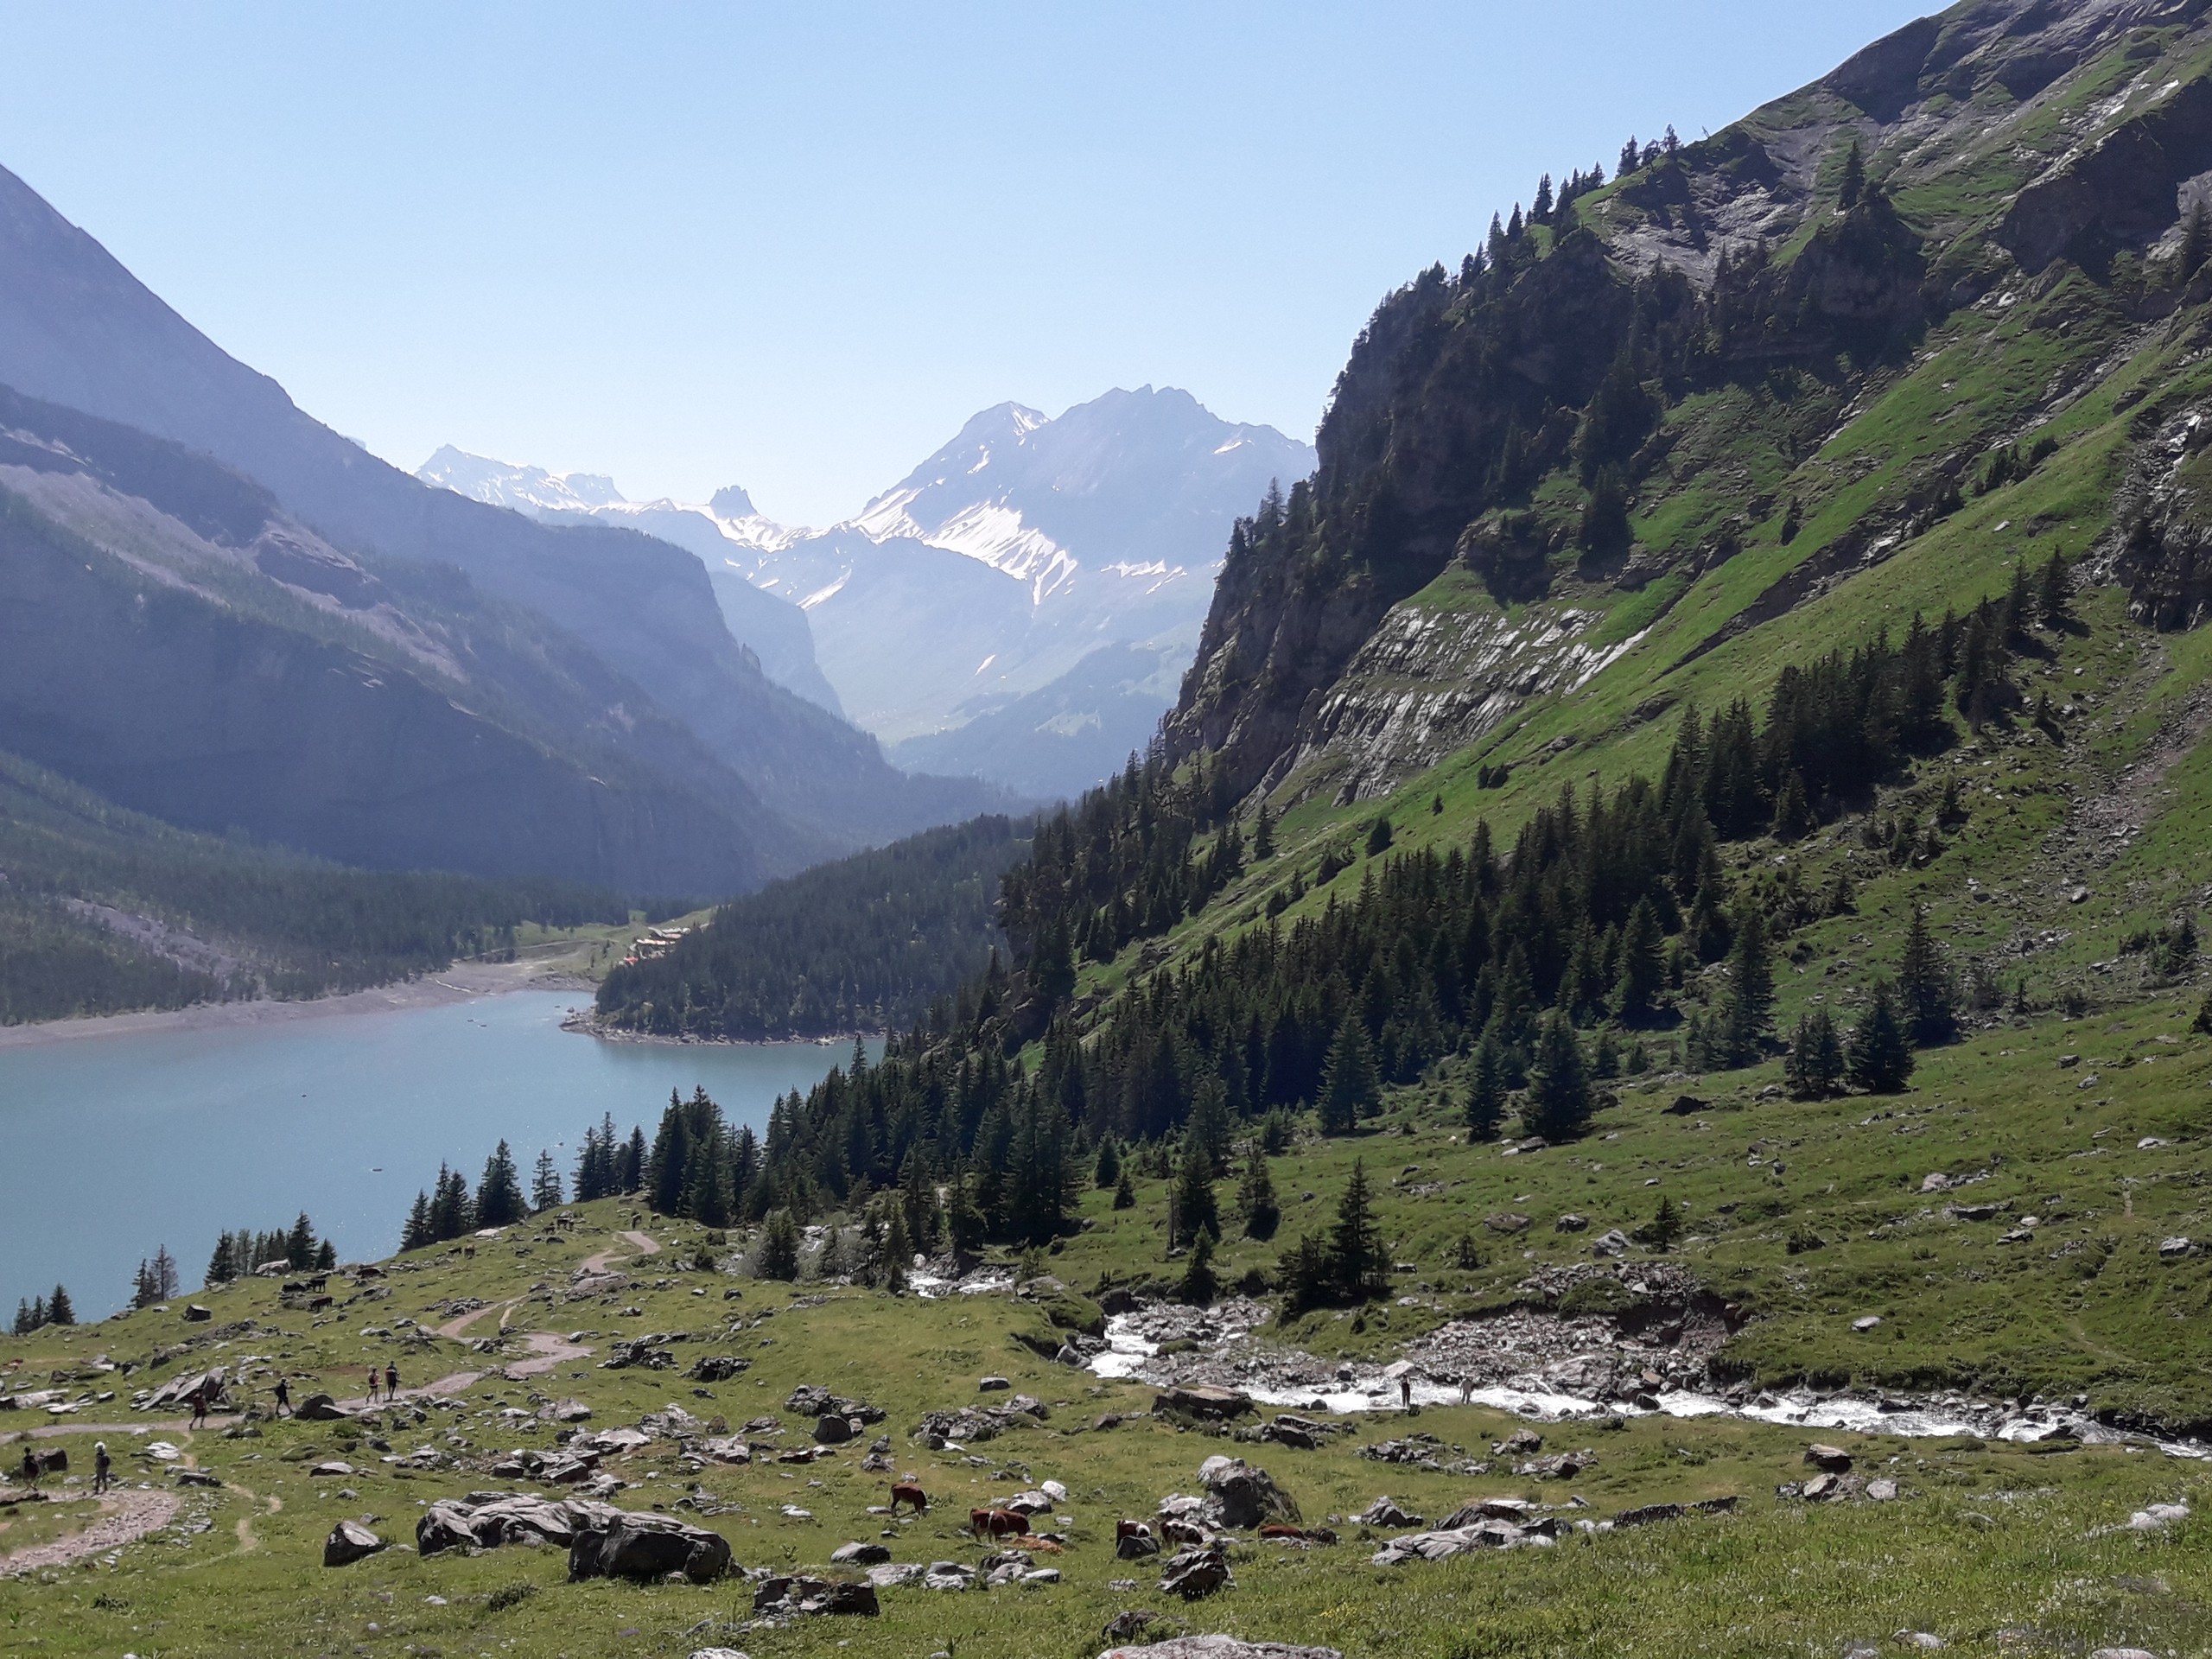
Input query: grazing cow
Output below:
<box><xmin>1115</xmin><ymin>1519</ymin><xmax>1154</xmax><ymax>1544</ymax></box>
<box><xmin>888</xmin><ymin>1482</ymin><xmax>929</xmax><ymax>1516</ymax></box>
<box><xmin>969</xmin><ymin>1506</ymin><xmax>1030</xmax><ymax>1541</ymax></box>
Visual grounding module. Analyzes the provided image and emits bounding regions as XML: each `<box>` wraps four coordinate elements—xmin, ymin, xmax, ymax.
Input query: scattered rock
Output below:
<box><xmin>686</xmin><ymin>1356</ymin><xmax>749</xmax><ymax>1382</ymax></box>
<box><xmin>1591</xmin><ymin>1229</ymin><xmax>1632</xmax><ymax>1258</ymax></box>
<box><xmin>1102</xmin><ymin>1608</ymin><xmax>1162</xmax><ymax>1643</ymax></box>
<box><xmin>830</xmin><ymin>1541</ymin><xmax>892</xmax><ymax>1565</ymax></box>
<box><xmin>2159</xmin><ymin>1237</ymin><xmax>2193</xmax><ymax>1260</ymax></box>
<box><xmin>1554</xmin><ymin>1213</ymin><xmax>1589</xmax><ymax>1233</ymax></box>
<box><xmin>308</xmin><ymin>1460</ymin><xmax>356</xmax><ymax>1478</ymax></box>
<box><xmin>1159</xmin><ymin>1542</ymin><xmax>1233</xmax><ymax>1599</ymax></box>
<box><xmin>979</xmin><ymin>1376</ymin><xmax>1012</xmax><ymax>1392</ymax></box>
<box><xmin>751</xmin><ymin>1574</ymin><xmax>880</xmax><ymax>1616</ymax></box>
<box><xmin>1116</xmin><ymin>1529</ymin><xmax>1163</xmax><ymax>1560</ymax></box>
<box><xmin>1806</xmin><ymin>1445</ymin><xmax>1854</xmax><ymax>1472</ymax></box>
<box><xmin>923</xmin><ymin>1560</ymin><xmax>978</xmax><ymax>1592</ymax></box>
<box><xmin>1155</xmin><ymin>1385</ymin><xmax>1252</xmax><ymax>1421</ymax></box>
<box><xmin>1198</xmin><ymin>1455</ymin><xmax>1297</xmax><ymax>1528</ymax></box>
<box><xmin>785</xmin><ymin>1385</ymin><xmax>883</xmax><ymax>1424</ymax></box>
<box><xmin>1853</xmin><ymin>1316</ymin><xmax>1884</xmax><ymax>1332</ymax></box>
<box><xmin>1513</xmin><ymin>1451</ymin><xmax>1594</xmax><ymax>1480</ymax></box>
<box><xmin>1868</xmin><ymin>1479</ymin><xmax>1899</xmax><ymax>1502</ymax></box>
<box><xmin>1484</xmin><ymin>1212</ymin><xmax>1531</xmax><ymax>1236</ymax></box>
<box><xmin>1357</xmin><ymin>1497</ymin><xmax>1421</xmax><ymax>1528</ymax></box>
<box><xmin>1371</xmin><ymin>1518</ymin><xmax>1545</xmax><ymax>1564</ymax></box>
<box><xmin>295</xmin><ymin>1393</ymin><xmax>352</xmax><ymax>1421</ymax></box>
<box><xmin>569</xmin><ymin>1511</ymin><xmax>733</xmax><ymax>1584</ymax></box>
<box><xmin>1897</xmin><ymin>1635</ymin><xmax>1945</xmax><ymax>1651</ymax></box>
<box><xmin>322</xmin><ymin>1520</ymin><xmax>386</xmax><ymax>1567</ymax></box>
<box><xmin>1496</xmin><ymin>1427</ymin><xmax>1543</xmax><ymax>1455</ymax></box>
<box><xmin>813</xmin><ymin>1414</ymin><xmax>855</xmax><ymax>1445</ymax></box>
<box><xmin>1099</xmin><ymin>1642</ymin><xmax>1342</xmax><ymax>1659</ymax></box>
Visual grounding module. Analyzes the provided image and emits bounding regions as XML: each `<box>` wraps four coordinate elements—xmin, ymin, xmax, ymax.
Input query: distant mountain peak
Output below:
<box><xmin>417</xmin><ymin>445</ymin><xmax>626</xmax><ymax>512</ymax></box>
<box><xmin>709</xmin><ymin>483</ymin><xmax>760</xmax><ymax>519</ymax></box>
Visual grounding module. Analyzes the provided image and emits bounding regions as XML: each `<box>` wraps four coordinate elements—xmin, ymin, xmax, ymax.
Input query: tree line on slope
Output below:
<box><xmin>593</xmin><ymin>817</ymin><xmax>1031</xmax><ymax>1041</ymax></box>
<box><xmin>0</xmin><ymin>750</ymin><xmax>632</xmax><ymax>1024</ymax></box>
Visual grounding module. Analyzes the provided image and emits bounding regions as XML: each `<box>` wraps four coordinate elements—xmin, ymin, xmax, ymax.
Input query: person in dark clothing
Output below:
<box><xmin>273</xmin><ymin>1376</ymin><xmax>291</xmax><ymax>1418</ymax></box>
<box><xmin>384</xmin><ymin>1362</ymin><xmax>400</xmax><ymax>1401</ymax></box>
<box><xmin>189</xmin><ymin>1382</ymin><xmax>211</xmax><ymax>1428</ymax></box>
<box><xmin>19</xmin><ymin>1446</ymin><xmax>36</xmax><ymax>1491</ymax></box>
<box><xmin>365</xmin><ymin>1367</ymin><xmax>379</xmax><ymax>1403</ymax></box>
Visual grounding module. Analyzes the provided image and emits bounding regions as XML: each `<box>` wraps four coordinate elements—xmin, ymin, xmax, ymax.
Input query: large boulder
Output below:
<box><xmin>687</xmin><ymin>1355</ymin><xmax>750</xmax><ymax>1382</ymax></box>
<box><xmin>1100</xmin><ymin>1641</ymin><xmax>1343</xmax><ymax>1659</ymax></box>
<box><xmin>569</xmin><ymin>1512</ymin><xmax>733</xmax><ymax>1584</ymax></box>
<box><xmin>1198</xmin><ymin>1456</ymin><xmax>1297</xmax><ymax>1529</ymax></box>
<box><xmin>417</xmin><ymin>1492</ymin><xmax>619</xmax><ymax>1555</ymax></box>
<box><xmin>1154</xmin><ymin>1385</ymin><xmax>1250</xmax><ymax>1421</ymax></box>
<box><xmin>1158</xmin><ymin>1542</ymin><xmax>1233</xmax><ymax>1599</ymax></box>
<box><xmin>786</xmin><ymin>1385</ymin><xmax>884</xmax><ymax>1424</ymax></box>
<box><xmin>295</xmin><ymin>1393</ymin><xmax>352</xmax><ymax>1422</ymax></box>
<box><xmin>751</xmin><ymin>1573</ymin><xmax>880</xmax><ymax>1615</ymax></box>
<box><xmin>322</xmin><ymin>1521</ymin><xmax>386</xmax><ymax>1567</ymax></box>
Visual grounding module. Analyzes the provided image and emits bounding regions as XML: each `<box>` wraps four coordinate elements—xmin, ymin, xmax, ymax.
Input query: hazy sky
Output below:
<box><xmin>0</xmin><ymin>3</ymin><xmax>1930</xmax><ymax>524</ymax></box>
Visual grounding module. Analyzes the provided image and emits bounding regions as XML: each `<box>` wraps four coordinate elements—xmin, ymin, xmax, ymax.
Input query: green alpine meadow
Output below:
<box><xmin>11</xmin><ymin>3</ymin><xmax>2212</xmax><ymax>1656</ymax></box>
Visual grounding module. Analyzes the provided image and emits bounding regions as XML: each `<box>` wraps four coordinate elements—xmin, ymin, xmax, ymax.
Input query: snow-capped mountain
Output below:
<box><xmin>419</xmin><ymin>386</ymin><xmax>1314</xmax><ymax>799</ymax></box>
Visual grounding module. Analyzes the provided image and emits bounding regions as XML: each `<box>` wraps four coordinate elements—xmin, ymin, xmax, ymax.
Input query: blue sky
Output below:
<box><xmin>0</xmin><ymin>3</ymin><xmax>1931</xmax><ymax>523</ymax></box>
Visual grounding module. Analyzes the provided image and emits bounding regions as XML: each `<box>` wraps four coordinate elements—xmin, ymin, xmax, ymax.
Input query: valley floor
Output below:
<box><xmin>4</xmin><ymin>988</ymin><xmax>2211</xmax><ymax>1658</ymax></box>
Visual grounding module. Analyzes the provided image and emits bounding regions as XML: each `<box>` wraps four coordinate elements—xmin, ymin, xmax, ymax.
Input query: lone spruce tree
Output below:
<box><xmin>1178</xmin><ymin>1228</ymin><xmax>1219</xmax><ymax>1307</ymax></box>
<box><xmin>1465</xmin><ymin>1033</ymin><xmax>1508</xmax><ymax>1142</ymax></box>
<box><xmin>1328</xmin><ymin>1160</ymin><xmax>1388</xmax><ymax>1304</ymax></box>
<box><xmin>755</xmin><ymin>1209</ymin><xmax>802</xmax><ymax>1281</ymax></box>
<box><xmin>1897</xmin><ymin>907</ymin><xmax>1958</xmax><ymax>1046</ymax></box>
<box><xmin>1318</xmin><ymin>1013</ymin><xmax>1382</xmax><ymax>1135</ymax></box>
<box><xmin>1784</xmin><ymin>1008</ymin><xmax>1847</xmax><ymax>1099</ymax></box>
<box><xmin>1237</xmin><ymin>1148</ymin><xmax>1281</xmax><ymax>1241</ymax></box>
<box><xmin>1173</xmin><ymin>1134</ymin><xmax>1220</xmax><ymax>1248</ymax></box>
<box><xmin>1848</xmin><ymin>980</ymin><xmax>1916</xmax><ymax>1093</ymax></box>
<box><xmin>1523</xmin><ymin>1011</ymin><xmax>1593</xmax><ymax>1141</ymax></box>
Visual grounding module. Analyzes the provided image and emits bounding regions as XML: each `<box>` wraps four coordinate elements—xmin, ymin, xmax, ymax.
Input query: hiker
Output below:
<box><xmin>1459</xmin><ymin>1375</ymin><xmax>1474</xmax><ymax>1406</ymax></box>
<box><xmin>189</xmin><ymin>1382</ymin><xmax>211</xmax><ymax>1429</ymax></box>
<box><xmin>93</xmin><ymin>1441</ymin><xmax>111</xmax><ymax>1493</ymax></box>
<box><xmin>365</xmin><ymin>1367</ymin><xmax>379</xmax><ymax>1403</ymax></box>
<box><xmin>1399</xmin><ymin>1375</ymin><xmax>1413</xmax><ymax>1410</ymax></box>
<box><xmin>19</xmin><ymin>1445</ymin><xmax>36</xmax><ymax>1491</ymax></box>
<box><xmin>385</xmin><ymin>1361</ymin><xmax>399</xmax><ymax>1401</ymax></box>
<box><xmin>273</xmin><ymin>1376</ymin><xmax>291</xmax><ymax>1418</ymax></box>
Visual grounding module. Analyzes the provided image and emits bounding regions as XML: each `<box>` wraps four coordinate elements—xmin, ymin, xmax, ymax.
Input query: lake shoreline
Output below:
<box><xmin>0</xmin><ymin>958</ymin><xmax>594</xmax><ymax>1052</ymax></box>
<box><xmin>561</xmin><ymin>1008</ymin><xmax>886</xmax><ymax>1051</ymax></box>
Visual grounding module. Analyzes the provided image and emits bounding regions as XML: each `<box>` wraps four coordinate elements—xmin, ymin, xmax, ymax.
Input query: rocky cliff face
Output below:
<box><xmin>1163</xmin><ymin>0</ymin><xmax>2212</xmax><ymax>807</ymax></box>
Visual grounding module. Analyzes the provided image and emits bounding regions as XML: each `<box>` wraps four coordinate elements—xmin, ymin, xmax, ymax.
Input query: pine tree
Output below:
<box><xmin>2193</xmin><ymin>986</ymin><xmax>2212</xmax><ymax>1036</ymax></box>
<box><xmin>1524</xmin><ymin>1011</ymin><xmax>1593</xmax><ymax>1141</ymax></box>
<box><xmin>1187</xmin><ymin>1077</ymin><xmax>1234</xmax><ymax>1173</ymax></box>
<box><xmin>132</xmin><ymin>1259</ymin><xmax>156</xmax><ymax>1309</ymax></box>
<box><xmin>1609</xmin><ymin>896</ymin><xmax>1664</xmax><ymax>1023</ymax></box>
<box><xmin>1784</xmin><ymin>1008</ymin><xmax>1847</xmax><ymax>1099</ymax></box>
<box><xmin>1318</xmin><ymin>1013</ymin><xmax>1382</xmax><ymax>1135</ymax></box>
<box><xmin>1094</xmin><ymin>1136</ymin><xmax>1122</xmax><ymax>1190</ymax></box>
<box><xmin>1253</xmin><ymin>803</ymin><xmax>1274</xmax><ymax>859</ymax></box>
<box><xmin>47</xmin><ymin>1284</ymin><xmax>74</xmax><ymax>1326</ymax></box>
<box><xmin>531</xmin><ymin>1149</ymin><xmax>563</xmax><ymax>1213</ymax></box>
<box><xmin>945</xmin><ymin>1177</ymin><xmax>988</xmax><ymax>1254</ymax></box>
<box><xmin>1847</xmin><ymin>980</ymin><xmax>1916</xmax><ymax>1093</ymax></box>
<box><xmin>900</xmin><ymin>1151</ymin><xmax>941</xmax><ymax>1253</ymax></box>
<box><xmin>1327</xmin><ymin>1160</ymin><xmax>1387</xmax><ymax>1305</ymax></box>
<box><xmin>880</xmin><ymin>1201</ymin><xmax>912</xmax><ymax>1293</ymax></box>
<box><xmin>1173</xmin><ymin>1133</ymin><xmax>1220</xmax><ymax>1247</ymax></box>
<box><xmin>1113</xmin><ymin>1169</ymin><xmax>1136</xmax><ymax>1211</ymax></box>
<box><xmin>1719</xmin><ymin>906</ymin><xmax>1775</xmax><ymax>1065</ymax></box>
<box><xmin>1641</xmin><ymin>1193</ymin><xmax>1684</xmax><ymax>1251</ymax></box>
<box><xmin>755</xmin><ymin>1209</ymin><xmax>802</xmax><ymax>1281</ymax></box>
<box><xmin>149</xmin><ymin>1244</ymin><xmax>177</xmax><ymax>1303</ymax></box>
<box><xmin>1237</xmin><ymin>1149</ymin><xmax>1281</xmax><ymax>1241</ymax></box>
<box><xmin>475</xmin><ymin>1141</ymin><xmax>527</xmax><ymax>1227</ymax></box>
<box><xmin>400</xmin><ymin>1192</ymin><xmax>434</xmax><ymax>1252</ymax></box>
<box><xmin>315</xmin><ymin>1239</ymin><xmax>338</xmax><ymax>1271</ymax></box>
<box><xmin>206</xmin><ymin>1231</ymin><xmax>238</xmax><ymax>1287</ymax></box>
<box><xmin>11</xmin><ymin>1299</ymin><xmax>31</xmax><ymax>1336</ymax></box>
<box><xmin>620</xmin><ymin>1127</ymin><xmax>647</xmax><ymax>1192</ymax></box>
<box><xmin>1897</xmin><ymin>907</ymin><xmax>1958</xmax><ymax>1046</ymax></box>
<box><xmin>1178</xmin><ymin>1228</ymin><xmax>1219</xmax><ymax>1306</ymax></box>
<box><xmin>1770</xmin><ymin>769</ymin><xmax>1814</xmax><ymax>840</ymax></box>
<box><xmin>1465</xmin><ymin>1033</ymin><xmax>1508</xmax><ymax>1142</ymax></box>
<box><xmin>2038</xmin><ymin>551</ymin><xmax>2071</xmax><ymax>628</ymax></box>
<box><xmin>815</xmin><ymin>1225</ymin><xmax>847</xmax><ymax>1281</ymax></box>
<box><xmin>285</xmin><ymin>1211</ymin><xmax>315</xmax><ymax>1269</ymax></box>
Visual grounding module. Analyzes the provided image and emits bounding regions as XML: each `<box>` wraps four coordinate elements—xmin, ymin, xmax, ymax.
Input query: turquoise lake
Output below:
<box><xmin>0</xmin><ymin>990</ymin><xmax>842</xmax><ymax>1319</ymax></box>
